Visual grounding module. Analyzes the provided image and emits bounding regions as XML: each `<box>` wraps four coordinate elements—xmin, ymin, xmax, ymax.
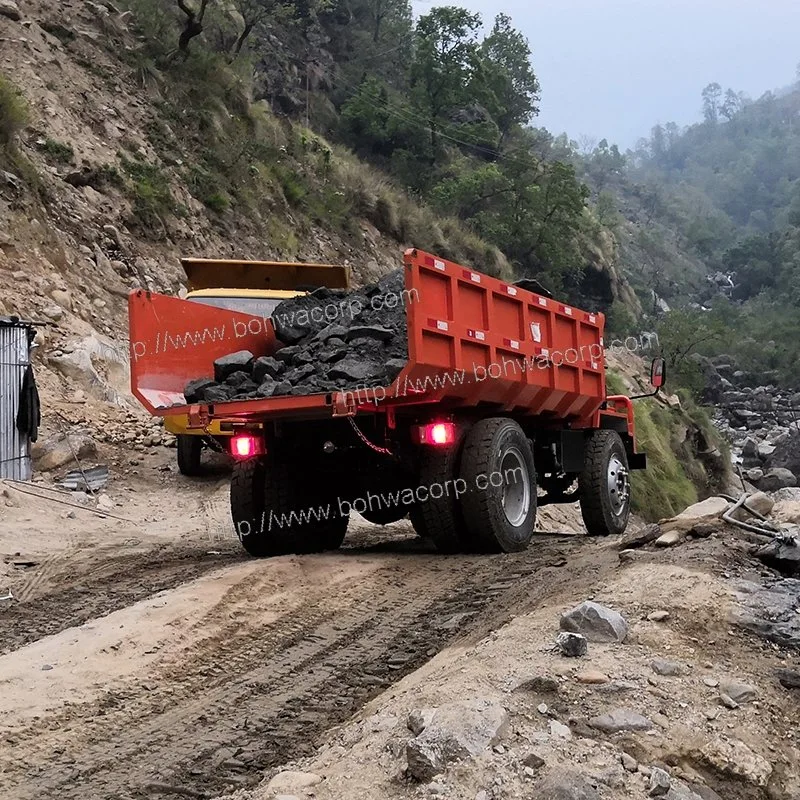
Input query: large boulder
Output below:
<box><xmin>0</xmin><ymin>0</ymin><xmax>21</xmax><ymax>21</ymax></box>
<box><xmin>658</xmin><ymin>496</ymin><xmax>730</xmax><ymax>541</ymax></box>
<box><xmin>757</xmin><ymin>468</ymin><xmax>797</xmax><ymax>493</ymax></box>
<box><xmin>765</xmin><ymin>430</ymin><xmax>800</xmax><ymax>478</ymax></box>
<box><xmin>32</xmin><ymin>431</ymin><xmax>97</xmax><ymax>472</ymax></box>
<box><xmin>755</xmin><ymin>534</ymin><xmax>799</xmax><ymax>576</ymax></box>
<box><xmin>405</xmin><ymin>698</ymin><xmax>508</xmax><ymax>781</ymax></box>
<box><xmin>559</xmin><ymin>601</ymin><xmax>628</xmax><ymax>643</ymax></box>
<box><xmin>534</xmin><ymin>770</ymin><xmax>601</xmax><ymax>800</ymax></box>
<box><xmin>730</xmin><ymin>491</ymin><xmax>774</xmax><ymax>522</ymax></box>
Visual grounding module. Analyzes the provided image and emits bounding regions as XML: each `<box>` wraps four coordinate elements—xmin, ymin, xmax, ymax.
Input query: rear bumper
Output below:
<box><xmin>164</xmin><ymin>414</ymin><xmax>229</xmax><ymax>437</ymax></box>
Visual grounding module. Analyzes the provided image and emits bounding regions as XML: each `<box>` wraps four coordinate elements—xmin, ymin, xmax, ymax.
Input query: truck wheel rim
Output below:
<box><xmin>500</xmin><ymin>447</ymin><xmax>531</xmax><ymax>527</ymax></box>
<box><xmin>607</xmin><ymin>455</ymin><xmax>630</xmax><ymax>515</ymax></box>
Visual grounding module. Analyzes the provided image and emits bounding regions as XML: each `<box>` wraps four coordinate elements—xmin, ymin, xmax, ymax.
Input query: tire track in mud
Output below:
<box><xmin>0</xmin><ymin>543</ymin><xmax>243</xmax><ymax>655</ymax></box>
<box><xmin>0</xmin><ymin>534</ymin><xmax>602</xmax><ymax>800</ymax></box>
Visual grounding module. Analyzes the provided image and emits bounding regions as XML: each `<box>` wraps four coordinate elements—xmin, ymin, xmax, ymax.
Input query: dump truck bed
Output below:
<box><xmin>129</xmin><ymin>250</ymin><xmax>607</xmax><ymax>428</ymax></box>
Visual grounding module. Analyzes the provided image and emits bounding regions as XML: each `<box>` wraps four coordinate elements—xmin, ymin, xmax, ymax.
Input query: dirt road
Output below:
<box><xmin>0</xmin><ymin>466</ymin><xmax>602</xmax><ymax>800</ymax></box>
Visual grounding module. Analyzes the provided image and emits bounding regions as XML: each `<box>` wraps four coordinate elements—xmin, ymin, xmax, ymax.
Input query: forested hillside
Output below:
<box><xmin>566</xmin><ymin>77</ymin><xmax>800</xmax><ymax>389</ymax></box>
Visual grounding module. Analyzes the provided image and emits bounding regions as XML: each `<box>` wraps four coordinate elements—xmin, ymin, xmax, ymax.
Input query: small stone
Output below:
<box><xmin>534</xmin><ymin>771</ymin><xmax>599</xmax><ymax>799</ymax></box>
<box><xmin>252</xmin><ymin>356</ymin><xmax>285</xmax><ymax>382</ymax></box>
<box><xmin>517</xmin><ymin>676</ymin><xmax>560</xmax><ymax>694</ymax></box>
<box><xmin>621</xmin><ymin>753</ymin><xmax>637</xmax><ymax>772</ymax></box>
<box><xmin>41</xmin><ymin>664</ymin><xmax>53</xmax><ymax>671</ymax></box>
<box><xmin>42</xmin><ymin>304</ymin><xmax>64</xmax><ymax>322</ymax></box>
<box><xmin>703</xmin><ymin>678</ymin><xmax>719</xmax><ymax>688</ymax></box>
<box><xmin>718</xmin><ymin>693</ymin><xmax>739</xmax><ymax>709</ymax></box>
<box><xmin>184</xmin><ymin>377</ymin><xmax>217</xmax><ymax>402</ymax></box>
<box><xmin>523</xmin><ymin>752</ymin><xmax>545</xmax><ymax>770</ymax></box>
<box><xmin>274</xmin><ymin>345</ymin><xmax>301</xmax><ymax>364</ymax></box>
<box><xmin>328</xmin><ymin>358</ymin><xmax>379</xmax><ymax>382</ymax></box>
<box><xmin>648</xmin><ymin>610</ymin><xmax>670</xmax><ymax>622</ymax></box>
<box><xmin>649</xmin><ymin>767</ymin><xmax>671</xmax><ymax>796</ymax></box>
<box><xmin>266</xmin><ymin>772</ymin><xmax>323</xmax><ymax>792</ymax></box>
<box><xmin>213</xmin><ymin>350</ymin><xmax>254</xmax><ymax>382</ymax></box>
<box><xmin>405</xmin><ymin>698</ymin><xmax>509</xmax><ymax>781</ymax></box>
<box><xmin>655</xmin><ymin>529</ymin><xmax>685</xmax><ymax>547</ymax></box>
<box><xmin>549</xmin><ymin>720</ymin><xmax>571</xmax><ymax>739</ymax></box>
<box><xmin>408</xmin><ymin>708</ymin><xmax>435</xmax><ymax>736</ymax></box>
<box><xmin>537</xmin><ymin>703</ymin><xmax>548</xmax><ymax>714</ymax></box>
<box><xmin>560</xmin><ymin>601</ymin><xmax>628</xmax><ymax>643</ymax></box>
<box><xmin>284</xmin><ymin>363</ymin><xmax>316</xmax><ymax>384</ymax></box>
<box><xmin>255</xmin><ymin>379</ymin><xmax>278</xmax><ymax>398</ymax></box>
<box><xmin>651</xmin><ymin>658</ymin><xmax>684</xmax><ymax>677</ymax></box>
<box><xmin>618</xmin><ymin>523</ymin><xmax>662</xmax><ymax>549</ymax></box>
<box><xmin>224</xmin><ymin>370</ymin><xmax>251</xmax><ymax>387</ymax></box>
<box><xmin>523</xmin><ymin>766</ymin><xmax>536</xmax><ymax>778</ymax></box>
<box><xmin>575</xmin><ymin>670</ymin><xmax>609</xmax><ymax>684</ymax></box>
<box><xmin>589</xmin><ymin>708</ymin><xmax>653</xmax><ymax>733</ymax></box>
<box><xmin>555</xmin><ymin>631</ymin><xmax>588</xmax><ymax>657</ymax></box>
<box><xmin>202</xmin><ymin>385</ymin><xmax>234</xmax><ymax>403</ymax></box>
<box><xmin>719</xmin><ymin>680</ymin><xmax>757</xmax><ymax>704</ymax></box>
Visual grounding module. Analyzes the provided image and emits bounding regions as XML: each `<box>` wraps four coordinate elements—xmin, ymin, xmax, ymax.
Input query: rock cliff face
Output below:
<box><xmin>565</xmin><ymin>228</ymin><xmax>642</xmax><ymax>317</ymax></box>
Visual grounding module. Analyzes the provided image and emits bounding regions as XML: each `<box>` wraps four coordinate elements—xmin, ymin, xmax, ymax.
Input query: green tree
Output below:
<box><xmin>701</xmin><ymin>82</ymin><xmax>722</xmax><ymax>124</ymax></box>
<box><xmin>411</xmin><ymin>6</ymin><xmax>481</xmax><ymax>156</ymax></box>
<box><xmin>176</xmin><ymin>0</ymin><xmax>213</xmax><ymax>52</ymax></box>
<box><xmin>656</xmin><ymin>309</ymin><xmax>726</xmax><ymax>372</ymax></box>
<box><xmin>474</xmin><ymin>14</ymin><xmax>539</xmax><ymax>141</ymax></box>
<box><xmin>431</xmin><ymin>149</ymin><xmax>588</xmax><ymax>282</ymax></box>
<box><xmin>720</xmin><ymin>88</ymin><xmax>742</xmax><ymax>121</ymax></box>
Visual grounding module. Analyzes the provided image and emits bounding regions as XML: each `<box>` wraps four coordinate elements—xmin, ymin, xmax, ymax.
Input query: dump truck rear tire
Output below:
<box><xmin>459</xmin><ymin>418</ymin><xmax>536</xmax><ymax>553</ymax></box>
<box><xmin>413</xmin><ymin>427</ymin><xmax>472</xmax><ymax>552</ymax></box>
<box><xmin>230</xmin><ymin>455</ymin><xmax>348</xmax><ymax>557</ymax></box>
<box><xmin>177</xmin><ymin>434</ymin><xmax>203</xmax><ymax>476</ymax></box>
<box><xmin>579</xmin><ymin>430</ymin><xmax>631</xmax><ymax>536</ymax></box>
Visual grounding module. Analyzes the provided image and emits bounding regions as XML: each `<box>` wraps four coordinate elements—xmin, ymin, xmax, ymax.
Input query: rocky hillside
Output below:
<box><xmin>0</xmin><ymin>0</ymin><xmax>513</xmax><ymax>457</ymax></box>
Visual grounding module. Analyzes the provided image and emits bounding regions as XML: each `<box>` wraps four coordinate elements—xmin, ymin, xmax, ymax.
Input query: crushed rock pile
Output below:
<box><xmin>184</xmin><ymin>271</ymin><xmax>408</xmax><ymax>403</ymax></box>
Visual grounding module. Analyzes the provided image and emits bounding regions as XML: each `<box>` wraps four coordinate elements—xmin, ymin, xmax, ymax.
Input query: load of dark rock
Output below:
<box><xmin>183</xmin><ymin>271</ymin><xmax>408</xmax><ymax>403</ymax></box>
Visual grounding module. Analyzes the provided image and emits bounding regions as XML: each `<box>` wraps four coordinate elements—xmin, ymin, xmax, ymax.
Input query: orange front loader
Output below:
<box><xmin>130</xmin><ymin>249</ymin><xmax>652</xmax><ymax>557</ymax></box>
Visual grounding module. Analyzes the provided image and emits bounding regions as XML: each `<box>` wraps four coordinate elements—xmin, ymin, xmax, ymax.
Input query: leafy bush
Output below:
<box><xmin>0</xmin><ymin>74</ymin><xmax>28</xmax><ymax>148</ymax></box>
<box><xmin>121</xmin><ymin>156</ymin><xmax>174</xmax><ymax>228</ymax></box>
<box><xmin>38</xmin><ymin>138</ymin><xmax>75</xmax><ymax>164</ymax></box>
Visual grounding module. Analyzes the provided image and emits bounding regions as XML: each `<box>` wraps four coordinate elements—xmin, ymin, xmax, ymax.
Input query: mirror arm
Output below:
<box><xmin>628</xmin><ymin>385</ymin><xmax>662</xmax><ymax>401</ymax></box>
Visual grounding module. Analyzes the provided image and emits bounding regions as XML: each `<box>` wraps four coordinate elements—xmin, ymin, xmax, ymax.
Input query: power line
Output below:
<box><xmin>333</xmin><ymin>71</ymin><xmax>543</xmax><ymax>171</ymax></box>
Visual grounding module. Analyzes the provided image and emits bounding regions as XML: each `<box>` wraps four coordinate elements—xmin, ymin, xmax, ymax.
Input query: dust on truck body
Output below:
<box><xmin>129</xmin><ymin>249</ymin><xmax>652</xmax><ymax>557</ymax></box>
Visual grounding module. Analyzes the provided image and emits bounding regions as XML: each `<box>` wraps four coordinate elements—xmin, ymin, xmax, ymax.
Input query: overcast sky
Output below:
<box><xmin>412</xmin><ymin>0</ymin><xmax>800</xmax><ymax>149</ymax></box>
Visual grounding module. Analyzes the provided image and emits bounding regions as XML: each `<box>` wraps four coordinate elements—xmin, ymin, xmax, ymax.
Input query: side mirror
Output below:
<box><xmin>650</xmin><ymin>357</ymin><xmax>666</xmax><ymax>389</ymax></box>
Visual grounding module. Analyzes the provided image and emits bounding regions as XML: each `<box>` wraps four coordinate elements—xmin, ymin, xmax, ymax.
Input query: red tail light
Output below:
<box><xmin>416</xmin><ymin>421</ymin><xmax>456</xmax><ymax>446</ymax></box>
<box><xmin>230</xmin><ymin>434</ymin><xmax>264</xmax><ymax>460</ymax></box>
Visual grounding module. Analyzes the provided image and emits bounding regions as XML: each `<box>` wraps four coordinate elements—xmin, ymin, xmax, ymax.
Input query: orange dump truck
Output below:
<box><xmin>129</xmin><ymin>249</ymin><xmax>660</xmax><ymax>557</ymax></box>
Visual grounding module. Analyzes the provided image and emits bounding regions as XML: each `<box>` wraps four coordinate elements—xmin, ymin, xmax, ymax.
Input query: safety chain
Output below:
<box><xmin>348</xmin><ymin>417</ymin><xmax>392</xmax><ymax>455</ymax></box>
